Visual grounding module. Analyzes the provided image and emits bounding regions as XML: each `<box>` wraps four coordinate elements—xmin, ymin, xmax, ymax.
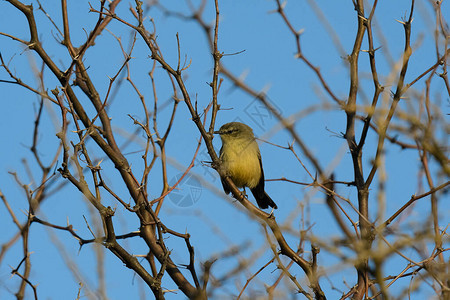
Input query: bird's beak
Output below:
<box><xmin>214</xmin><ymin>130</ymin><xmax>221</xmax><ymax>135</ymax></box>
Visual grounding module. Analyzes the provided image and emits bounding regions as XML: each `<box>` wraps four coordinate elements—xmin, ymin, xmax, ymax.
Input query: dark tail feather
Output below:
<box><xmin>251</xmin><ymin>189</ymin><xmax>277</xmax><ymax>209</ymax></box>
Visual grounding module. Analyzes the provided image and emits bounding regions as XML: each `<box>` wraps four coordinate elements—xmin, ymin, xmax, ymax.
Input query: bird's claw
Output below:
<box><xmin>268</xmin><ymin>207</ymin><xmax>275</xmax><ymax>218</ymax></box>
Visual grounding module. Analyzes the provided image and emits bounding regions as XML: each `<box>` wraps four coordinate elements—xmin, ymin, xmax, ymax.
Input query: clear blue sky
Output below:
<box><xmin>1</xmin><ymin>0</ymin><xmax>448</xmax><ymax>299</ymax></box>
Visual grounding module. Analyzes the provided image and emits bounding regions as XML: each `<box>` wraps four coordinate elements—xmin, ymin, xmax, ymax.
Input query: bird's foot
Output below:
<box><xmin>268</xmin><ymin>207</ymin><xmax>275</xmax><ymax>218</ymax></box>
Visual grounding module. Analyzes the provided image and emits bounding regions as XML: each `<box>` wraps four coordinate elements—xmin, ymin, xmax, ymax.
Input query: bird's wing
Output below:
<box><xmin>251</xmin><ymin>152</ymin><xmax>278</xmax><ymax>209</ymax></box>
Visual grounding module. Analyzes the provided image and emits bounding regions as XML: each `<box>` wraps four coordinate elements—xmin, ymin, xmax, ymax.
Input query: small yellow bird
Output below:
<box><xmin>215</xmin><ymin>122</ymin><xmax>277</xmax><ymax>210</ymax></box>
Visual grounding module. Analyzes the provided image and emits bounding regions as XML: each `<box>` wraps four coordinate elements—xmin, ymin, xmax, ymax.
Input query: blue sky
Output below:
<box><xmin>1</xmin><ymin>0</ymin><xmax>449</xmax><ymax>299</ymax></box>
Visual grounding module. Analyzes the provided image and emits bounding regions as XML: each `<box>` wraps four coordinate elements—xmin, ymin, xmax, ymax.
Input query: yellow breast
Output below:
<box><xmin>221</xmin><ymin>139</ymin><xmax>261</xmax><ymax>189</ymax></box>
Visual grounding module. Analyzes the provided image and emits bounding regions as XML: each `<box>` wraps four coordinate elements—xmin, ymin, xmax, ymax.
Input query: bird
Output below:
<box><xmin>215</xmin><ymin>122</ymin><xmax>277</xmax><ymax>210</ymax></box>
